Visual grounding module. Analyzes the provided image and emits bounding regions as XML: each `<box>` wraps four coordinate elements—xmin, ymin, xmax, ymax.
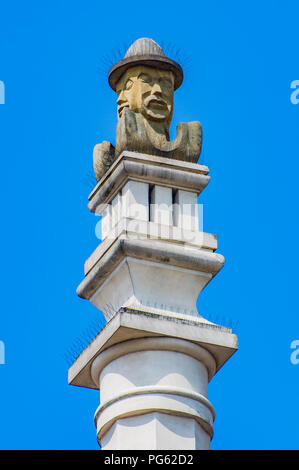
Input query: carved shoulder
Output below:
<box><xmin>93</xmin><ymin>141</ymin><xmax>115</xmax><ymax>182</ymax></box>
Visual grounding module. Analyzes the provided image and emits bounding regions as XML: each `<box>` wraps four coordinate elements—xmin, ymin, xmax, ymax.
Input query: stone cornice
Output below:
<box><xmin>77</xmin><ymin>236</ymin><xmax>225</xmax><ymax>301</ymax></box>
<box><xmin>88</xmin><ymin>151</ymin><xmax>210</xmax><ymax>214</ymax></box>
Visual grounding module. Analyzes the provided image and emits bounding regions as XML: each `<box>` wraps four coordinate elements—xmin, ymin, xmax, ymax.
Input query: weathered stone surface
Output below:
<box><xmin>115</xmin><ymin>107</ymin><xmax>202</xmax><ymax>162</ymax></box>
<box><xmin>125</xmin><ymin>38</ymin><xmax>166</xmax><ymax>59</ymax></box>
<box><xmin>84</xmin><ymin>218</ymin><xmax>218</xmax><ymax>276</ymax></box>
<box><xmin>76</xmin><ymin>235</ymin><xmax>225</xmax><ymax>303</ymax></box>
<box><xmin>93</xmin><ymin>141</ymin><xmax>115</xmax><ymax>182</ymax></box>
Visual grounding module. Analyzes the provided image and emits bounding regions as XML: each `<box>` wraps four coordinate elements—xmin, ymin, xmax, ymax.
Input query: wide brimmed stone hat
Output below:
<box><xmin>108</xmin><ymin>38</ymin><xmax>183</xmax><ymax>91</ymax></box>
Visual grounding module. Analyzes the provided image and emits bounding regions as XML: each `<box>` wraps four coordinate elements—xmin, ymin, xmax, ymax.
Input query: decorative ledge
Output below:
<box><xmin>88</xmin><ymin>151</ymin><xmax>210</xmax><ymax>214</ymax></box>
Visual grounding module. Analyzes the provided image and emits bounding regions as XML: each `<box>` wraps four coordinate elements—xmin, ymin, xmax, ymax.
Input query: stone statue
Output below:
<box><xmin>93</xmin><ymin>38</ymin><xmax>202</xmax><ymax>182</ymax></box>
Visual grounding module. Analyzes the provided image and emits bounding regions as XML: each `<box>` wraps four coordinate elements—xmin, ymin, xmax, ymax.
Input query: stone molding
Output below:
<box><xmin>88</xmin><ymin>151</ymin><xmax>210</xmax><ymax>214</ymax></box>
<box><xmin>94</xmin><ymin>389</ymin><xmax>215</xmax><ymax>444</ymax></box>
<box><xmin>91</xmin><ymin>337</ymin><xmax>217</xmax><ymax>385</ymax></box>
<box><xmin>84</xmin><ymin>218</ymin><xmax>218</xmax><ymax>276</ymax></box>
<box><xmin>68</xmin><ymin>309</ymin><xmax>238</xmax><ymax>390</ymax></box>
<box><xmin>77</xmin><ymin>236</ymin><xmax>225</xmax><ymax>300</ymax></box>
<box><xmin>95</xmin><ymin>385</ymin><xmax>215</xmax><ymax>421</ymax></box>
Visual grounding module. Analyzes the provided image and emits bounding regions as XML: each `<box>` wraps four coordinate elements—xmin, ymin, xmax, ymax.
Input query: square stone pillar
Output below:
<box><xmin>122</xmin><ymin>180</ymin><xmax>149</xmax><ymax>221</ymax></box>
<box><xmin>150</xmin><ymin>185</ymin><xmax>173</xmax><ymax>226</ymax></box>
<box><xmin>174</xmin><ymin>190</ymin><xmax>199</xmax><ymax>231</ymax></box>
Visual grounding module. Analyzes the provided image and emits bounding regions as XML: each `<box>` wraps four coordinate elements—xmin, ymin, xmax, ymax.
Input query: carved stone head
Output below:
<box><xmin>109</xmin><ymin>38</ymin><xmax>182</xmax><ymax>134</ymax></box>
<box><xmin>115</xmin><ymin>65</ymin><xmax>174</xmax><ymax>128</ymax></box>
<box><xmin>92</xmin><ymin>38</ymin><xmax>202</xmax><ymax>182</ymax></box>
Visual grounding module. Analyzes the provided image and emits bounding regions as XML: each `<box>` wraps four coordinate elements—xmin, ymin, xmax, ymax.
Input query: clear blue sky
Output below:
<box><xmin>0</xmin><ymin>0</ymin><xmax>299</xmax><ymax>450</ymax></box>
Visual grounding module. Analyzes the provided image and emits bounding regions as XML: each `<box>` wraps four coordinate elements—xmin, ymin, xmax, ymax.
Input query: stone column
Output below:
<box><xmin>92</xmin><ymin>338</ymin><xmax>214</xmax><ymax>450</ymax></box>
<box><xmin>70</xmin><ymin>151</ymin><xmax>238</xmax><ymax>450</ymax></box>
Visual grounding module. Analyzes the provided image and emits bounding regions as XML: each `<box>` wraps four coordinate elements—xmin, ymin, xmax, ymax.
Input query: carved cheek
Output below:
<box><xmin>122</xmin><ymin>89</ymin><xmax>133</xmax><ymax>109</ymax></box>
<box><xmin>123</xmin><ymin>85</ymin><xmax>138</xmax><ymax>111</ymax></box>
<box><xmin>130</xmin><ymin>82</ymin><xmax>146</xmax><ymax>110</ymax></box>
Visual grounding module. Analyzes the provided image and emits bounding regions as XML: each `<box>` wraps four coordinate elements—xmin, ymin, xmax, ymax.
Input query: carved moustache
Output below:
<box><xmin>118</xmin><ymin>103</ymin><xmax>129</xmax><ymax>117</ymax></box>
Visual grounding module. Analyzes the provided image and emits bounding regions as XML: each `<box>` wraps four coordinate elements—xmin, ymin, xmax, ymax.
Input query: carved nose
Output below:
<box><xmin>151</xmin><ymin>83</ymin><xmax>162</xmax><ymax>96</ymax></box>
<box><xmin>117</xmin><ymin>91</ymin><xmax>126</xmax><ymax>105</ymax></box>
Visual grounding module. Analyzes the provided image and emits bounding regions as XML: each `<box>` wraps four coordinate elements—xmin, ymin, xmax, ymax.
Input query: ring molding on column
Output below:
<box><xmin>94</xmin><ymin>384</ymin><xmax>215</xmax><ymax>440</ymax></box>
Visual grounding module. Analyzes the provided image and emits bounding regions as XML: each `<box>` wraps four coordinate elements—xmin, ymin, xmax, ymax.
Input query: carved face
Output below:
<box><xmin>116</xmin><ymin>65</ymin><xmax>174</xmax><ymax>126</ymax></box>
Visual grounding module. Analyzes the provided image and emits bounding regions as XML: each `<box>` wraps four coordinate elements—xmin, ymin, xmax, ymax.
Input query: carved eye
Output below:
<box><xmin>124</xmin><ymin>79</ymin><xmax>133</xmax><ymax>90</ymax></box>
<box><xmin>138</xmin><ymin>73</ymin><xmax>152</xmax><ymax>85</ymax></box>
<box><xmin>159</xmin><ymin>78</ymin><xmax>172</xmax><ymax>89</ymax></box>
